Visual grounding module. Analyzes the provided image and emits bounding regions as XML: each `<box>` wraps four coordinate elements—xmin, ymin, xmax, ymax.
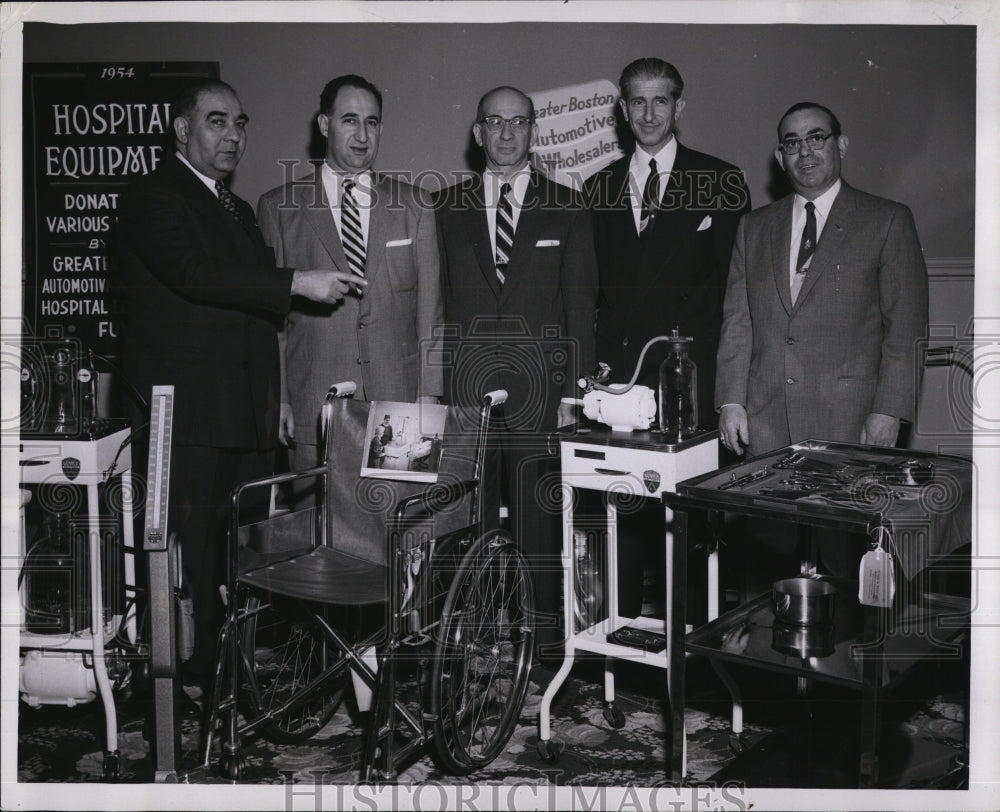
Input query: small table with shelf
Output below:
<box><xmin>663</xmin><ymin>439</ymin><xmax>972</xmax><ymax>787</ymax></box>
<box><xmin>18</xmin><ymin>425</ymin><xmax>136</xmax><ymax>779</ymax></box>
<box><xmin>537</xmin><ymin>422</ymin><xmax>719</xmax><ymax>765</ymax></box>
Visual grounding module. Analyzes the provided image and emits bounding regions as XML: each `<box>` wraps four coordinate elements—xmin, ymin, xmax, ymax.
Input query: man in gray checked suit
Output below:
<box><xmin>258</xmin><ymin>74</ymin><xmax>442</xmax><ymax>474</ymax></box>
<box><xmin>716</xmin><ymin>102</ymin><xmax>928</xmax><ymax>457</ymax></box>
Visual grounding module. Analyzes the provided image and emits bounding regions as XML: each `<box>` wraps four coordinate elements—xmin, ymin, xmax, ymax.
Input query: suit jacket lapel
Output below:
<box><xmin>302</xmin><ymin>168</ymin><xmax>351</xmax><ymax>274</ymax></box>
<box><xmin>770</xmin><ymin>196</ymin><xmax>794</xmax><ymax>315</ymax></box>
<box><xmin>608</xmin><ymin>158</ymin><xmax>640</xmax><ymax>251</ymax></box>
<box><xmin>500</xmin><ymin>172</ymin><xmax>546</xmax><ymax>302</ymax></box>
<box><xmin>603</xmin><ymin>159</ymin><xmax>645</xmax><ymax>307</ymax></box>
<box><xmin>171</xmin><ymin>157</ymin><xmax>258</xmax><ymax>255</ymax></box>
<box><xmin>635</xmin><ymin>144</ymin><xmax>699</xmax><ymax>284</ymax></box>
<box><xmin>366</xmin><ymin>175</ymin><xmax>390</xmax><ymax>284</ymax></box>
<box><xmin>794</xmin><ymin>183</ymin><xmax>852</xmax><ymax>308</ymax></box>
<box><xmin>461</xmin><ymin>177</ymin><xmax>503</xmax><ymax>297</ymax></box>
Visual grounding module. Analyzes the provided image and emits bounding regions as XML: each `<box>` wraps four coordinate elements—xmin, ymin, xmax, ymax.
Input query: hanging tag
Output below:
<box><xmin>858</xmin><ymin>530</ymin><xmax>895</xmax><ymax>607</ymax></box>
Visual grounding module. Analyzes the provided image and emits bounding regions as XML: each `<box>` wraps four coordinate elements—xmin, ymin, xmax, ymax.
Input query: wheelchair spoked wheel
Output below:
<box><xmin>430</xmin><ymin>529</ymin><xmax>534</xmax><ymax>774</ymax></box>
<box><xmin>239</xmin><ymin>593</ymin><xmax>346</xmax><ymax>743</ymax></box>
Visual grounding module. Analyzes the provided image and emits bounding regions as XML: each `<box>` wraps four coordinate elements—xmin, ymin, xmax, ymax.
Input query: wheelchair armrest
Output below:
<box><xmin>230</xmin><ymin>463</ymin><xmax>328</xmax><ymax>514</ymax></box>
<box><xmin>389</xmin><ymin>478</ymin><xmax>478</xmax><ymax>528</ymax></box>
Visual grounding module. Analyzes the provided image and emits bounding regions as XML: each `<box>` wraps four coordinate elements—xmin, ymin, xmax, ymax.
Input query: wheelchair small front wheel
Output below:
<box><xmin>430</xmin><ymin>529</ymin><xmax>534</xmax><ymax>774</ymax></box>
<box><xmin>239</xmin><ymin>593</ymin><xmax>346</xmax><ymax>744</ymax></box>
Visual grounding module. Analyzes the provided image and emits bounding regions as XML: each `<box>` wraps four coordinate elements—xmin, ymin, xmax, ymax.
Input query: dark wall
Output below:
<box><xmin>25</xmin><ymin>21</ymin><xmax>976</xmax><ymax>258</ymax></box>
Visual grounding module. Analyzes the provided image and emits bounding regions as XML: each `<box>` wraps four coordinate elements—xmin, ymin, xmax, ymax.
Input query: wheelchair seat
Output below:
<box><xmin>241</xmin><ymin>546</ymin><xmax>385</xmax><ymax>605</ymax></box>
<box><xmin>200</xmin><ymin>383</ymin><xmax>535</xmax><ymax>782</ymax></box>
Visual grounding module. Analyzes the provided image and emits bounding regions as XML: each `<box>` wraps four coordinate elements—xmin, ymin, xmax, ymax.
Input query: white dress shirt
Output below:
<box><xmin>788</xmin><ymin>179</ymin><xmax>841</xmax><ymax>284</ymax></box>
<box><xmin>483</xmin><ymin>167</ymin><xmax>531</xmax><ymax>257</ymax></box>
<box><xmin>321</xmin><ymin>163</ymin><xmax>374</xmax><ymax>245</ymax></box>
<box><xmin>627</xmin><ymin>137</ymin><xmax>678</xmax><ymax>234</ymax></box>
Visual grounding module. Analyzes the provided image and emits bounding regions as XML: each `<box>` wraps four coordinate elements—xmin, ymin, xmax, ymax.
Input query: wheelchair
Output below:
<box><xmin>199</xmin><ymin>383</ymin><xmax>535</xmax><ymax>782</ymax></box>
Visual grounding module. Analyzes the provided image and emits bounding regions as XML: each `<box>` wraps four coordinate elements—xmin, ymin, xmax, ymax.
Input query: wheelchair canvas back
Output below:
<box><xmin>324</xmin><ymin>397</ymin><xmax>482</xmax><ymax>567</ymax></box>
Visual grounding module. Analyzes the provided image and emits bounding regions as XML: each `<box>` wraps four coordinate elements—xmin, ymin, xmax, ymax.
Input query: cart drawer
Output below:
<box><xmin>561</xmin><ymin>439</ymin><xmax>719</xmax><ymax>497</ymax></box>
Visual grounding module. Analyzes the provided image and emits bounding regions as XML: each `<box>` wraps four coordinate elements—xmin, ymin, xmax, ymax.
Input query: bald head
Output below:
<box><xmin>473</xmin><ymin>86</ymin><xmax>537</xmax><ymax>180</ymax></box>
<box><xmin>476</xmin><ymin>85</ymin><xmax>535</xmax><ymax>122</ymax></box>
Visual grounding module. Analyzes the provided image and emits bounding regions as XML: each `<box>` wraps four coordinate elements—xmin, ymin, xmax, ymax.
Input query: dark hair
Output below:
<box><xmin>475</xmin><ymin>86</ymin><xmax>536</xmax><ymax>122</ymax></box>
<box><xmin>319</xmin><ymin>74</ymin><xmax>383</xmax><ymax>116</ymax></box>
<box><xmin>778</xmin><ymin>102</ymin><xmax>842</xmax><ymax>137</ymax></box>
<box><xmin>618</xmin><ymin>58</ymin><xmax>684</xmax><ymax>101</ymax></box>
<box><xmin>170</xmin><ymin>78</ymin><xmax>240</xmax><ymax>125</ymax></box>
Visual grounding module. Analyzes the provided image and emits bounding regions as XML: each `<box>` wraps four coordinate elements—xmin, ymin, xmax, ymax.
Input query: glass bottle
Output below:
<box><xmin>657</xmin><ymin>328</ymin><xmax>698</xmax><ymax>440</ymax></box>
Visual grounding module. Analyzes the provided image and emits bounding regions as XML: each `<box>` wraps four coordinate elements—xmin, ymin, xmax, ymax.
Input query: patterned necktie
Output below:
<box><xmin>215</xmin><ymin>179</ymin><xmax>251</xmax><ymax>230</ymax></box>
<box><xmin>495</xmin><ymin>181</ymin><xmax>514</xmax><ymax>287</ymax></box>
<box><xmin>791</xmin><ymin>201</ymin><xmax>817</xmax><ymax>304</ymax></box>
<box><xmin>639</xmin><ymin>157</ymin><xmax>659</xmax><ymax>239</ymax></box>
<box><xmin>796</xmin><ymin>201</ymin><xmax>817</xmax><ymax>273</ymax></box>
<box><xmin>341</xmin><ymin>177</ymin><xmax>366</xmax><ymax>279</ymax></box>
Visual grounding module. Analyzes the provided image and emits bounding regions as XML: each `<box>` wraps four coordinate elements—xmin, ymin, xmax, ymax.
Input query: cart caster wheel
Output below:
<box><xmin>728</xmin><ymin>731</ymin><xmax>749</xmax><ymax>755</ymax></box>
<box><xmin>536</xmin><ymin>738</ymin><xmax>563</xmax><ymax>763</ymax></box>
<box><xmin>219</xmin><ymin>750</ymin><xmax>246</xmax><ymax>781</ymax></box>
<box><xmin>603</xmin><ymin>703</ymin><xmax>626</xmax><ymax>729</ymax></box>
<box><xmin>102</xmin><ymin>751</ymin><xmax>121</xmax><ymax>781</ymax></box>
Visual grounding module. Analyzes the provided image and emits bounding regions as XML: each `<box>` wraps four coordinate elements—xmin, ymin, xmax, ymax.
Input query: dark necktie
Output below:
<box><xmin>639</xmin><ymin>157</ymin><xmax>659</xmax><ymax>239</ymax></box>
<box><xmin>495</xmin><ymin>181</ymin><xmax>514</xmax><ymax>286</ymax></box>
<box><xmin>215</xmin><ymin>179</ymin><xmax>251</xmax><ymax>230</ymax></box>
<box><xmin>791</xmin><ymin>201</ymin><xmax>817</xmax><ymax>304</ymax></box>
<box><xmin>796</xmin><ymin>201</ymin><xmax>817</xmax><ymax>273</ymax></box>
<box><xmin>341</xmin><ymin>177</ymin><xmax>366</xmax><ymax>279</ymax></box>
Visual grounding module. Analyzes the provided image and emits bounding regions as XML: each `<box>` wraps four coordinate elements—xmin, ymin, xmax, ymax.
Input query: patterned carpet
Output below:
<box><xmin>17</xmin><ymin>655</ymin><xmax>967</xmax><ymax>789</ymax></box>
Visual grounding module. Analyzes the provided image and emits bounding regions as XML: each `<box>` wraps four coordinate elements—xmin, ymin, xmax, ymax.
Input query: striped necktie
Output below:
<box><xmin>341</xmin><ymin>177</ymin><xmax>366</xmax><ymax>279</ymax></box>
<box><xmin>495</xmin><ymin>181</ymin><xmax>514</xmax><ymax>286</ymax></box>
<box><xmin>639</xmin><ymin>157</ymin><xmax>659</xmax><ymax>240</ymax></box>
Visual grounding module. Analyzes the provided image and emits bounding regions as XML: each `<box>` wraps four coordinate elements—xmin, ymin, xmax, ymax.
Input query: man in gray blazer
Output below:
<box><xmin>258</xmin><ymin>74</ymin><xmax>442</xmax><ymax>473</ymax></box>
<box><xmin>716</xmin><ymin>102</ymin><xmax>928</xmax><ymax>457</ymax></box>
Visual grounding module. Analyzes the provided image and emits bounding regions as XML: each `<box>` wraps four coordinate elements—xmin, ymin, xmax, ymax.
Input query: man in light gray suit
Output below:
<box><xmin>258</xmin><ymin>75</ymin><xmax>442</xmax><ymax>473</ymax></box>
<box><xmin>716</xmin><ymin>102</ymin><xmax>928</xmax><ymax>457</ymax></box>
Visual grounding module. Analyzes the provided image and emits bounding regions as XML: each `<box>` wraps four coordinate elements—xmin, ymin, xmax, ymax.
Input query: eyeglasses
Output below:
<box><xmin>778</xmin><ymin>132</ymin><xmax>837</xmax><ymax>154</ymax></box>
<box><xmin>479</xmin><ymin>115</ymin><xmax>533</xmax><ymax>134</ymax></box>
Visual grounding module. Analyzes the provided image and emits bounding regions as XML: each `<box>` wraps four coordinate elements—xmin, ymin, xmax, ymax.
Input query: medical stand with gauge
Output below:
<box><xmin>537</xmin><ymin>330</ymin><xmax>727</xmax><ymax>771</ymax></box>
<box><xmin>17</xmin><ymin>337</ymin><xmax>138</xmax><ymax>780</ymax></box>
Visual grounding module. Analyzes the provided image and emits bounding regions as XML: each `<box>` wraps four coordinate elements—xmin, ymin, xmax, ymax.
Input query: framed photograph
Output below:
<box><xmin>360</xmin><ymin>401</ymin><xmax>447</xmax><ymax>482</ymax></box>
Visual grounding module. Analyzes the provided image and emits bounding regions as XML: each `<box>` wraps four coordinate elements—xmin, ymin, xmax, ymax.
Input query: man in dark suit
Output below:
<box><xmin>586</xmin><ymin>58</ymin><xmax>750</xmax><ymax>618</ymax></box>
<box><xmin>434</xmin><ymin>86</ymin><xmax>599</xmax><ymax>661</ymax></box>
<box><xmin>716</xmin><ymin>101</ymin><xmax>928</xmax><ymax>456</ymax></box>
<box><xmin>117</xmin><ymin>79</ymin><xmax>355</xmax><ymax>693</ymax></box>
<box><xmin>368</xmin><ymin>426</ymin><xmax>386</xmax><ymax>469</ymax></box>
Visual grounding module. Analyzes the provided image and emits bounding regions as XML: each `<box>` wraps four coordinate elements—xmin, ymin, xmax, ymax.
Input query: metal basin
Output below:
<box><xmin>772</xmin><ymin>577</ymin><xmax>837</xmax><ymax>626</ymax></box>
<box><xmin>771</xmin><ymin>618</ymin><xmax>835</xmax><ymax>658</ymax></box>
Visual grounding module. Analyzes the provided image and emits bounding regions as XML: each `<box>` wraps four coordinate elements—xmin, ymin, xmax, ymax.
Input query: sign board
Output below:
<box><xmin>529</xmin><ymin>79</ymin><xmax>625</xmax><ymax>188</ymax></box>
<box><xmin>22</xmin><ymin>62</ymin><xmax>218</xmax><ymax>358</ymax></box>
